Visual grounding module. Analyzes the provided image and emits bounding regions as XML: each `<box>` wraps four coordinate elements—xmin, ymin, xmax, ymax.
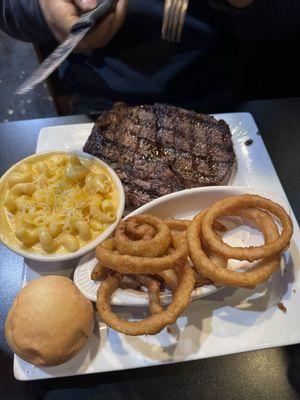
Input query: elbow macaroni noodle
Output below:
<box><xmin>0</xmin><ymin>153</ymin><xmax>119</xmax><ymax>254</ymax></box>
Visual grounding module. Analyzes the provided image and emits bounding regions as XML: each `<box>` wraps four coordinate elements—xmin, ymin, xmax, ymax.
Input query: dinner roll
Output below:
<box><xmin>5</xmin><ymin>275</ymin><xmax>94</xmax><ymax>367</ymax></box>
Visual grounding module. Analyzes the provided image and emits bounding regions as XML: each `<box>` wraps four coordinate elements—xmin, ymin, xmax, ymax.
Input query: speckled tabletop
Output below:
<box><xmin>0</xmin><ymin>31</ymin><xmax>56</xmax><ymax>123</ymax></box>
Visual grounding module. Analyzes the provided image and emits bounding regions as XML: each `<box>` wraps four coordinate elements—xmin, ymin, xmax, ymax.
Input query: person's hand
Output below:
<box><xmin>226</xmin><ymin>0</ymin><xmax>254</xmax><ymax>7</ymax></box>
<box><xmin>39</xmin><ymin>0</ymin><xmax>128</xmax><ymax>51</ymax></box>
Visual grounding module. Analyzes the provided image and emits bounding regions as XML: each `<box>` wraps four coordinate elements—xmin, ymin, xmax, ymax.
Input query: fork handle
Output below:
<box><xmin>72</xmin><ymin>0</ymin><xmax>118</xmax><ymax>32</ymax></box>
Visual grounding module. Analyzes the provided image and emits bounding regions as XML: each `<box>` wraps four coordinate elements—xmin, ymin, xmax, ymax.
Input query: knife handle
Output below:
<box><xmin>72</xmin><ymin>0</ymin><xmax>118</xmax><ymax>32</ymax></box>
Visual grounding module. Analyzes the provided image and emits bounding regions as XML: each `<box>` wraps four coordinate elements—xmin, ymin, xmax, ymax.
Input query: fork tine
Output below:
<box><xmin>176</xmin><ymin>0</ymin><xmax>189</xmax><ymax>42</ymax></box>
<box><xmin>170</xmin><ymin>0</ymin><xmax>182</xmax><ymax>42</ymax></box>
<box><xmin>166</xmin><ymin>0</ymin><xmax>177</xmax><ymax>41</ymax></box>
<box><xmin>162</xmin><ymin>0</ymin><xmax>189</xmax><ymax>43</ymax></box>
<box><xmin>162</xmin><ymin>0</ymin><xmax>172</xmax><ymax>41</ymax></box>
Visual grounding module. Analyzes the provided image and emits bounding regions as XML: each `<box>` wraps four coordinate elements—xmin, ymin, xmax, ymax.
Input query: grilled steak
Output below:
<box><xmin>83</xmin><ymin>102</ymin><xmax>236</xmax><ymax>208</ymax></box>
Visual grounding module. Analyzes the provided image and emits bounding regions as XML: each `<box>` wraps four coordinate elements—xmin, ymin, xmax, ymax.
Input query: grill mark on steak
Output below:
<box><xmin>83</xmin><ymin>102</ymin><xmax>236</xmax><ymax>208</ymax></box>
<box><xmin>94</xmin><ymin>135</ymin><xmax>230</xmax><ymax>164</ymax></box>
<box><xmin>117</xmin><ymin>168</ymin><xmax>173</xmax><ymax>201</ymax></box>
<box><xmin>190</xmin><ymin>114</ymin><xmax>196</xmax><ymax>177</ymax></box>
<box><xmin>154</xmin><ymin>103</ymin><xmax>161</xmax><ymax>157</ymax></box>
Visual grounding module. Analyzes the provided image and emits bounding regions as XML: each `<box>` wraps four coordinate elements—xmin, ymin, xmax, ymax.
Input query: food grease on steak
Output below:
<box><xmin>83</xmin><ymin>102</ymin><xmax>236</xmax><ymax>208</ymax></box>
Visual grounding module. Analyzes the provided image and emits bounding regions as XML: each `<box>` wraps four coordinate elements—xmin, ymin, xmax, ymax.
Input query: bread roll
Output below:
<box><xmin>5</xmin><ymin>275</ymin><xmax>94</xmax><ymax>367</ymax></box>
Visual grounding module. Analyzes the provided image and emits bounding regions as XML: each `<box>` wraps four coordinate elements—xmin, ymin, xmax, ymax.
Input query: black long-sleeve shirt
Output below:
<box><xmin>1</xmin><ymin>0</ymin><xmax>300</xmax><ymax>112</ymax></box>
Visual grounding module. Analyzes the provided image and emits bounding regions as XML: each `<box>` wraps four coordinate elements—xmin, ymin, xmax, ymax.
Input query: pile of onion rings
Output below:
<box><xmin>187</xmin><ymin>194</ymin><xmax>293</xmax><ymax>289</ymax></box>
<box><xmin>95</xmin><ymin>214</ymin><xmax>195</xmax><ymax>336</ymax></box>
<box><xmin>94</xmin><ymin>194</ymin><xmax>293</xmax><ymax>336</ymax></box>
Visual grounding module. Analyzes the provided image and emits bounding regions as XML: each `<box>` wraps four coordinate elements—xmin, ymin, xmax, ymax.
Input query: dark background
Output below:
<box><xmin>1</xmin><ymin>20</ymin><xmax>300</xmax><ymax>122</ymax></box>
<box><xmin>235</xmin><ymin>32</ymin><xmax>300</xmax><ymax>101</ymax></box>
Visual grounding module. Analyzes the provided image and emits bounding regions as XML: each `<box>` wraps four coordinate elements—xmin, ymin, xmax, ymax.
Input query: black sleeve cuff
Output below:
<box><xmin>0</xmin><ymin>0</ymin><xmax>55</xmax><ymax>43</ymax></box>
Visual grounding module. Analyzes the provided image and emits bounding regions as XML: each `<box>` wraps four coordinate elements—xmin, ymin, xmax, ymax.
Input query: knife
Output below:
<box><xmin>16</xmin><ymin>0</ymin><xmax>118</xmax><ymax>95</ymax></box>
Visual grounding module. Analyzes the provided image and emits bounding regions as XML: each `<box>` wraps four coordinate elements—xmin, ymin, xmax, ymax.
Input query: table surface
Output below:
<box><xmin>1</xmin><ymin>99</ymin><xmax>300</xmax><ymax>400</ymax></box>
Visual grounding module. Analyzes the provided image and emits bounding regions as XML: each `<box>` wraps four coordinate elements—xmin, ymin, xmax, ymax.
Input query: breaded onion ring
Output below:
<box><xmin>164</xmin><ymin>219</ymin><xmax>226</xmax><ymax>233</ymax></box>
<box><xmin>91</xmin><ymin>262</ymin><xmax>109</xmax><ymax>281</ymax></box>
<box><xmin>119</xmin><ymin>278</ymin><xmax>141</xmax><ymax>290</ymax></box>
<box><xmin>114</xmin><ymin>215</ymin><xmax>171</xmax><ymax>257</ymax></box>
<box><xmin>193</xmin><ymin>270</ymin><xmax>213</xmax><ymax>287</ymax></box>
<box><xmin>126</xmin><ymin>220</ymin><xmax>156</xmax><ymax>240</ymax></box>
<box><xmin>188</xmin><ymin>208</ymin><xmax>281</xmax><ymax>288</ymax></box>
<box><xmin>96</xmin><ymin>232</ymin><xmax>188</xmax><ymax>274</ymax></box>
<box><xmin>97</xmin><ymin>263</ymin><xmax>195</xmax><ymax>335</ymax></box>
<box><xmin>165</xmin><ymin>219</ymin><xmax>190</xmax><ymax>232</ymax></box>
<box><xmin>148</xmin><ymin>280</ymin><xmax>164</xmax><ymax>315</ymax></box>
<box><xmin>156</xmin><ymin>269</ymin><xmax>179</xmax><ymax>290</ymax></box>
<box><xmin>202</xmin><ymin>194</ymin><xmax>293</xmax><ymax>261</ymax></box>
<box><xmin>132</xmin><ymin>274</ymin><xmax>154</xmax><ymax>289</ymax></box>
<box><xmin>207</xmin><ymin>250</ymin><xmax>227</xmax><ymax>269</ymax></box>
<box><xmin>212</xmin><ymin>220</ymin><xmax>227</xmax><ymax>232</ymax></box>
<box><xmin>165</xmin><ymin>218</ymin><xmax>227</xmax><ymax>268</ymax></box>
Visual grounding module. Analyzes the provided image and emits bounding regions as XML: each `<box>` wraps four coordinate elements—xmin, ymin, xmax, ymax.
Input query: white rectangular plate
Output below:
<box><xmin>14</xmin><ymin>112</ymin><xmax>300</xmax><ymax>381</ymax></box>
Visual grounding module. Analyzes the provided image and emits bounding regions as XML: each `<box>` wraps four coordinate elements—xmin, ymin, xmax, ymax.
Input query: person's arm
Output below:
<box><xmin>0</xmin><ymin>0</ymin><xmax>128</xmax><ymax>51</ymax></box>
<box><xmin>0</xmin><ymin>0</ymin><xmax>55</xmax><ymax>43</ymax></box>
<box><xmin>39</xmin><ymin>0</ymin><xmax>128</xmax><ymax>51</ymax></box>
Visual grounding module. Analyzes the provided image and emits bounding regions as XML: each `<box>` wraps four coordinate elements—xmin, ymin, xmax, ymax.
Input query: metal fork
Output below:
<box><xmin>161</xmin><ymin>0</ymin><xmax>189</xmax><ymax>43</ymax></box>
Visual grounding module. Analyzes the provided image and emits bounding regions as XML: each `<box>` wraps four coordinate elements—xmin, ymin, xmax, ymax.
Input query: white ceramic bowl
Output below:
<box><xmin>0</xmin><ymin>151</ymin><xmax>125</xmax><ymax>262</ymax></box>
<box><xmin>73</xmin><ymin>185</ymin><xmax>290</xmax><ymax>305</ymax></box>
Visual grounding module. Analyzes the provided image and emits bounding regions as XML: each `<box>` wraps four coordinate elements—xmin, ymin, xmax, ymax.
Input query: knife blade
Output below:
<box><xmin>16</xmin><ymin>0</ymin><xmax>117</xmax><ymax>95</ymax></box>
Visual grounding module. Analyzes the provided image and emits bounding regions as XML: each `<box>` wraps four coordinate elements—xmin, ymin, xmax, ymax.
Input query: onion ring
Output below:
<box><xmin>164</xmin><ymin>219</ymin><xmax>226</xmax><ymax>233</ymax></box>
<box><xmin>97</xmin><ymin>263</ymin><xmax>195</xmax><ymax>335</ymax></box>
<box><xmin>212</xmin><ymin>220</ymin><xmax>227</xmax><ymax>232</ymax></box>
<box><xmin>96</xmin><ymin>232</ymin><xmax>188</xmax><ymax>274</ymax></box>
<box><xmin>193</xmin><ymin>270</ymin><xmax>213</xmax><ymax>287</ymax></box>
<box><xmin>114</xmin><ymin>215</ymin><xmax>171</xmax><ymax>257</ymax></box>
<box><xmin>188</xmin><ymin>208</ymin><xmax>281</xmax><ymax>288</ymax></box>
<box><xmin>148</xmin><ymin>280</ymin><xmax>164</xmax><ymax>315</ymax></box>
<box><xmin>126</xmin><ymin>220</ymin><xmax>156</xmax><ymax>240</ymax></box>
<box><xmin>101</xmin><ymin>238</ymin><xmax>115</xmax><ymax>250</ymax></box>
<box><xmin>91</xmin><ymin>262</ymin><xmax>109</xmax><ymax>281</ymax></box>
<box><xmin>207</xmin><ymin>250</ymin><xmax>227</xmax><ymax>269</ymax></box>
<box><xmin>119</xmin><ymin>277</ymin><xmax>141</xmax><ymax>290</ymax></box>
<box><xmin>156</xmin><ymin>269</ymin><xmax>178</xmax><ymax>290</ymax></box>
<box><xmin>165</xmin><ymin>219</ymin><xmax>190</xmax><ymax>232</ymax></box>
<box><xmin>165</xmin><ymin>219</ymin><xmax>227</xmax><ymax>267</ymax></box>
<box><xmin>202</xmin><ymin>195</ymin><xmax>293</xmax><ymax>261</ymax></box>
<box><xmin>131</xmin><ymin>274</ymin><xmax>155</xmax><ymax>289</ymax></box>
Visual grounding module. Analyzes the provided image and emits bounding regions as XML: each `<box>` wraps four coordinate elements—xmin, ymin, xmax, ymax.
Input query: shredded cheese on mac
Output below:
<box><xmin>0</xmin><ymin>153</ymin><xmax>118</xmax><ymax>254</ymax></box>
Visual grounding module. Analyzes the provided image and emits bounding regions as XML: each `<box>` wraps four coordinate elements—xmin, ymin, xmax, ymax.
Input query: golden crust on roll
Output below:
<box><xmin>5</xmin><ymin>276</ymin><xmax>94</xmax><ymax>367</ymax></box>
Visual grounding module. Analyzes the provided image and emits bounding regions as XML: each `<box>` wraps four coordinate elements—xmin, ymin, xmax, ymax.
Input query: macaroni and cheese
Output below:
<box><xmin>0</xmin><ymin>152</ymin><xmax>119</xmax><ymax>255</ymax></box>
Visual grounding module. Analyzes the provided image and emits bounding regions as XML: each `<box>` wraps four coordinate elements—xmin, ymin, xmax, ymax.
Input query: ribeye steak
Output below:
<box><xmin>83</xmin><ymin>102</ymin><xmax>236</xmax><ymax>208</ymax></box>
